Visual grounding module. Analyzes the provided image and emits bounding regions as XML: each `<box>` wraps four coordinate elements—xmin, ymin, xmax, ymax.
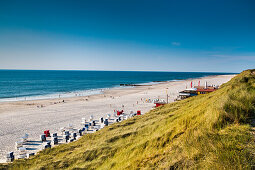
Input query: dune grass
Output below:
<box><xmin>1</xmin><ymin>69</ymin><xmax>255</xmax><ymax>170</ymax></box>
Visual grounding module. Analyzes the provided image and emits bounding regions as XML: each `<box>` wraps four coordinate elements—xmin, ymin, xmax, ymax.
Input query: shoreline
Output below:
<box><xmin>0</xmin><ymin>74</ymin><xmax>236</xmax><ymax>162</ymax></box>
<box><xmin>0</xmin><ymin>74</ymin><xmax>236</xmax><ymax>103</ymax></box>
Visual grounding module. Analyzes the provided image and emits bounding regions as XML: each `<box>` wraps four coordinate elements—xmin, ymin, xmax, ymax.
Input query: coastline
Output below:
<box><xmin>0</xmin><ymin>74</ymin><xmax>236</xmax><ymax>162</ymax></box>
<box><xmin>0</xmin><ymin>74</ymin><xmax>236</xmax><ymax>103</ymax></box>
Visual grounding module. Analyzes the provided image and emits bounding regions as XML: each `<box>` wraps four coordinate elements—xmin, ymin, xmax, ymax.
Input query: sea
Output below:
<box><xmin>0</xmin><ymin>70</ymin><xmax>234</xmax><ymax>102</ymax></box>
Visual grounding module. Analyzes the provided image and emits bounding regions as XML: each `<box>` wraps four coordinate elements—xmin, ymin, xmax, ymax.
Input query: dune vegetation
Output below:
<box><xmin>1</xmin><ymin>69</ymin><xmax>255</xmax><ymax>170</ymax></box>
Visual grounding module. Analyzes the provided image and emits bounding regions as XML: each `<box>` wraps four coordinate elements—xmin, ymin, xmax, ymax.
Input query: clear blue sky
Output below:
<box><xmin>0</xmin><ymin>0</ymin><xmax>254</xmax><ymax>72</ymax></box>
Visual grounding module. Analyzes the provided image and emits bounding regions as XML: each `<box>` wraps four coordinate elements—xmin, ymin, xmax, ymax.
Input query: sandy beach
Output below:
<box><xmin>0</xmin><ymin>74</ymin><xmax>235</xmax><ymax>162</ymax></box>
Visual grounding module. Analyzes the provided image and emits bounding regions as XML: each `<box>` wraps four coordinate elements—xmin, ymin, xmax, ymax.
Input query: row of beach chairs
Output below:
<box><xmin>6</xmin><ymin>110</ymin><xmax>142</xmax><ymax>162</ymax></box>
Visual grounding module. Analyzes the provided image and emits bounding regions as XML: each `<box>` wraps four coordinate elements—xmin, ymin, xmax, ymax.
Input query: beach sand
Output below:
<box><xmin>0</xmin><ymin>74</ymin><xmax>235</xmax><ymax>162</ymax></box>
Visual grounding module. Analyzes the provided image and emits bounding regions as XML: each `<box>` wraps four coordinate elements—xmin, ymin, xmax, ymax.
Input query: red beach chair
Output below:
<box><xmin>117</xmin><ymin>110</ymin><xmax>124</xmax><ymax>115</ymax></box>
<box><xmin>44</xmin><ymin>130</ymin><xmax>50</xmax><ymax>137</ymax></box>
<box><xmin>117</xmin><ymin>111</ymin><xmax>121</xmax><ymax>116</ymax></box>
<box><xmin>137</xmin><ymin>110</ymin><xmax>141</xmax><ymax>115</ymax></box>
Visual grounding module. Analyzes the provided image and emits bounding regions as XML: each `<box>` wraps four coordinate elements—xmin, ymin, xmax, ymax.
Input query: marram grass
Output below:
<box><xmin>1</xmin><ymin>69</ymin><xmax>255</xmax><ymax>170</ymax></box>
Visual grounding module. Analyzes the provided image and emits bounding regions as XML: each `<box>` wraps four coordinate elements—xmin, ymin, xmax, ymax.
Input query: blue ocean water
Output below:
<box><xmin>0</xmin><ymin>70</ymin><xmax>234</xmax><ymax>101</ymax></box>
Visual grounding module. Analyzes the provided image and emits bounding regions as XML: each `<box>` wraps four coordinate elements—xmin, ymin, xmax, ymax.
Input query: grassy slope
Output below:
<box><xmin>1</xmin><ymin>69</ymin><xmax>255</xmax><ymax>170</ymax></box>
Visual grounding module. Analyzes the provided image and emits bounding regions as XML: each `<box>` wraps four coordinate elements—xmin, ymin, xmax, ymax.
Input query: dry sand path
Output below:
<box><xmin>0</xmin><ymin>75</ymin><xmax>235</xmax><ymax>162</ymax></box>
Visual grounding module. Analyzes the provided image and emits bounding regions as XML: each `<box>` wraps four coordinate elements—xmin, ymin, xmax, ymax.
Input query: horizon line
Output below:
<box><xmin>0</xmin><ymin>69</ymin><xmax>238</xmax><ymax>74</ymax></box>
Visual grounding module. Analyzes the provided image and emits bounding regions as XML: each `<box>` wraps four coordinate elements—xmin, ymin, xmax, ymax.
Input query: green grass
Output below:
<box><xmin>1</xmin><ymin>69</ymin><xmax>255</xmax><ymax>170</ymax></box>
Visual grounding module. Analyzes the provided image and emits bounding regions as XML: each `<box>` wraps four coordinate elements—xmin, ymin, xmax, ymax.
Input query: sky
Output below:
<box><xmin>0</xmin><ymin>0</ymin><xmax>254</xmax><ymax>72</ymax></box>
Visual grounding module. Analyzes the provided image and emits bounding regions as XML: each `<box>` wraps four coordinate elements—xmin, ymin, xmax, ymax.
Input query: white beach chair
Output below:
<box><xmin>17</xmin><ymin>154</ymin><xmax>26</xmax><ymax>159</ymax></box>
<box><xmin>107</xmin><ymin>114</ymin><xmax>111</xmax><ymax>119</ymax></box>
<box><xmin>24</xmin><ymin>133</ymin><xmax>29</xmax><ymax>141</ymax></box>
<box><xmin>60</xmin><ymin>127</ymin><xmax>65</xmax><ymax>135</ymax></box>
<box><xmin>89</xmin><ymin>115</ymin><xmax>94</xmax><ymax>121</ymax></box>
<box><xmin>93</xmin><ymin>125</ymin><xmax>101</xmax><ymax>130</ymax></box>
<box><xmin>100</xmin><ymin>123</ymin><xmax>105</xmax><ymax>129</ymax></box>
<box><xmin>19</xmin><ymin>137</ymin><xmax>26</xmax><ymax>144</ymax></box>
<box><xmin>68</xmin><ymin>124</ymin><xmax>73</xmax><ymax>131</ymax></box>
<box><xmin>123</xmin><ymin>115</ymin><xmax>128</xmax><ymax>120</ymax></box>
<box><xmin>18</xmin><ymin>147</ymin><xmax>26</xmax><ymax>157</ymax></box>
<box><xmin>15</xmin><ymin>141</ymin><xmax>23</xmax><ymax>150</ymax></box>
<box><xmin>81</xmin><ymin>117</ymin><xmax>86</xmax><ymax>125</ymax></box>
<box><xmin>6</xmin><ymin>152</ymin><xmax>14</xmax><ymax>162</ymax></box>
